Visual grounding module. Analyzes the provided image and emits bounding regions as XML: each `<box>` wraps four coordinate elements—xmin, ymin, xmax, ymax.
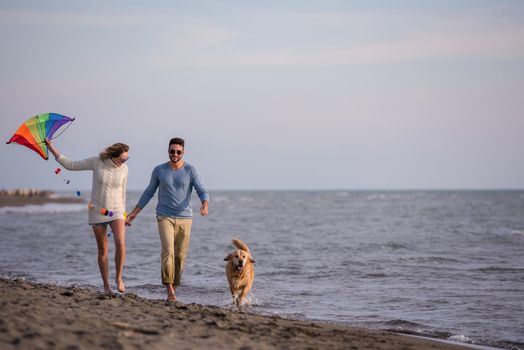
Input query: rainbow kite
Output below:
<box><xmin>6</xmin><ymin>113</ymin><xmax>75</xmax><ymax>160</ymax></box>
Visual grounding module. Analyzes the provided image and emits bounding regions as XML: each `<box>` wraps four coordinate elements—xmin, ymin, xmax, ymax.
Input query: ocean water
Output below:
<box><xmin>0</xmin><ymin>191</ymin><xmax>523</xmax><ymax>349</ymax></box>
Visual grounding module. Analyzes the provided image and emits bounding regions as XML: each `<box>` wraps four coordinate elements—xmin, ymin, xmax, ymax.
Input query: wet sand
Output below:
<box><xmin>0</xmin><ymin>278</ymin><xmax>472</xmax><ymax>350</ymax></box>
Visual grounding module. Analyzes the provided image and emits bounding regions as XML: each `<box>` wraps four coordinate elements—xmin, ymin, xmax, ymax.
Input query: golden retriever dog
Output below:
<box><xmin>224</xmin><ymin>238</ymin><xmax>255</xmax><ymax>306</ymax></box>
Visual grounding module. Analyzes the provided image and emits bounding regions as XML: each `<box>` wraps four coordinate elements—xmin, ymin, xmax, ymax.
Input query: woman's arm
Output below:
<box><xmin>45</xmin><ymin>138</ymin><xmax>95</xmax><ymax>171</ymax></box>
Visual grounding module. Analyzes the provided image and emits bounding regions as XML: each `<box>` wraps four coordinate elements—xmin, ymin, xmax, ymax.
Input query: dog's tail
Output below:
<box><xmin>232</xmin><ymin>238</ymin><xmax>250</xmax><ymax>254</ymax></box>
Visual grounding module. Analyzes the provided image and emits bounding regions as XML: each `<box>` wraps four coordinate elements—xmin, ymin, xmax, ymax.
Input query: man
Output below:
<box><xmin>126</xmin><ymin>137</ymin><xmax>209</xmax><ymax>301</ymax></box>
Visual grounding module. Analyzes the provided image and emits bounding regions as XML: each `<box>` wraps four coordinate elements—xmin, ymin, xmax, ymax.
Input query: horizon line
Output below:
<box><xmin>4</xmin><ymin>187</ymin><xmax>524</xmax><ymax>193</ymax></box>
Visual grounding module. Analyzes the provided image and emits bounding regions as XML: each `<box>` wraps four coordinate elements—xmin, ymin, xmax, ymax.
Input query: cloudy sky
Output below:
<box><xmin>1</xmin><ymin>0</ymin><xmax>523</xmax><ymax>191</ymax></box>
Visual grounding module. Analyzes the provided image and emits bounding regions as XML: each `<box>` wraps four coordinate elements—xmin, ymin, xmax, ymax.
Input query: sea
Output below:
<box><xmin>0</xmin><ymin>190</ymin><xmax>523</xmax><ymax>349</ymax></box>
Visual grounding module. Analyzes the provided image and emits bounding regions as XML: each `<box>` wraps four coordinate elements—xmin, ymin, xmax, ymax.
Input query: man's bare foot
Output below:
<box><xmin>167</xmin><ymin>284</ymin><xmax>176</xmax><ymax>301</ymax></box>
<box><xmin>116</xmin><ymin>278</ymin><xmax>126</xmax><ymax>293</ymax></box>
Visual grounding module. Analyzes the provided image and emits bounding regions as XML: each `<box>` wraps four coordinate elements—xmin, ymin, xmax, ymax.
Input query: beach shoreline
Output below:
<box><xmin>0</xmin><ymin>192</ymin><xmax>84</xmax><ymax>207</ymax></box>
<box><xmin>0</xmin><ymin>278</ymin><xmax>475</xmax><ymax>350</ymax></box>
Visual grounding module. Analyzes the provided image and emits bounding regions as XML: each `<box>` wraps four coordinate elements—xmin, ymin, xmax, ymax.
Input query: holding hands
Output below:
<box><xmin>125</xmin><ymin>208</ymin><xmax>140</xmax><ymax>226</ymax></box>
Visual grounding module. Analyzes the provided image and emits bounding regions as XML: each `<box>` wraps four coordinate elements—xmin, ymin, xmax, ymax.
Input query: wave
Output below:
<box><xmin>385</xmin><ymin>321</ymin><xmax>524</xmax><ymax>350</ymax></box>
<box><xmin>399</xmin><ymin>256</ymin><xmax>464</xmax><ymax>264</ymax></box>
<box><xmin>364</xmin><ymin>242</ymin><xmax>410</xmax><ymax>251</ymax></box>
<box><xmin>212</xmin><ymin>196</ymin><xmax>230</xmax><ymax>203</ymax></box>
<box><xmin>473</xmin><ymin>267</ymin><xmax>524</xmax><ymax>274</ymax></box>
<box><xmin>0</xmin><ymin>203</ymin><xmax>86</xmax><ymax>214</ymax></box>
<box><xmin>384</xmin><ymin>319</ymin><xmax>426</xmax><ymax>329</ymax></box>
<box><xmin>363</xmin><ymin>273</ymin><xmax>389</xmax><ymax>279</ymax></box>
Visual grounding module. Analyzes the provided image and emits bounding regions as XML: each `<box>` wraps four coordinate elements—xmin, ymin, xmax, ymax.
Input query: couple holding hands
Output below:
<box><xmin>45</xmin><ymin>137</ymin><xmax>209</xmax><ymax>302</ymax></box>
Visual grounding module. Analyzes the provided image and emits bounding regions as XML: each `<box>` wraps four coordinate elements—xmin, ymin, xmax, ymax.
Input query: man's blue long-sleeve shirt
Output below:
<box><xmin>137</xmin><ymin>162</ymin><xmax>209</xmax><ymax>218</ymax></box>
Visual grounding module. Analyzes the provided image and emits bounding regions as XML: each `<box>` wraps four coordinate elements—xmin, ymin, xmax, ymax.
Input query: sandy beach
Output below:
<box><xmin>0</xmin><ymin>278</ymin><xmax>474</xmax><ymax>350</ymax></box>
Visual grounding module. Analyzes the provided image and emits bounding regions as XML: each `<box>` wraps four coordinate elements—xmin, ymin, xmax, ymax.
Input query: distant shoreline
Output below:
<box><xmin>0</xmin><ymin>191</ymin><xmax>84</xmax><ymax>207</ymax></box>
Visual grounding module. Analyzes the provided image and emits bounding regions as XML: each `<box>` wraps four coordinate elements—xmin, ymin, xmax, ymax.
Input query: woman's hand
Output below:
<box><xmin>44</xmin><ymin>138</ymin><xmax>60</xmax><ymax>158</ymax></box>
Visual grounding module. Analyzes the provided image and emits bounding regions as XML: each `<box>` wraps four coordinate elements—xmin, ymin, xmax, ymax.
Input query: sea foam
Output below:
<box><xmin>0</xmin><ymin>203</ymin><xmax>85</xmax><ymax>215</ymax></box>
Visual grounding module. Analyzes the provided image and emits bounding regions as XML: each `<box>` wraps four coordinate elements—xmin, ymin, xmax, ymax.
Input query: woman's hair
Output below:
<box><xmin>99</xmin><ymin>143</ymin><xmax>129</xmax><ymax>160</ymax></box>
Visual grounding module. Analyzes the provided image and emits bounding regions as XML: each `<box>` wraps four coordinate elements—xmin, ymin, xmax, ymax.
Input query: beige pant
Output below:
<box><xmin>157</xmin><ymin>216</ymin><xmax>193</xmax><ymax>286</ymax></box>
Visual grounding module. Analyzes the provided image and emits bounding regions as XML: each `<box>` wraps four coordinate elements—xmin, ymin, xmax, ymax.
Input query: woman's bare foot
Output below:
<box><xmin>103</xmin><ymin>284</ymin><xmax>112</xmax><ymax>295</ymax></box>
<box><xmin>116</xmin><ymin>278</ymin><xmax>126</xmax><ymax>293</ymax></box>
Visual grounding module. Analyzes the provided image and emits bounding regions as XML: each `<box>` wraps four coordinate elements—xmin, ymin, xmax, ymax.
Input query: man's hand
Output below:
<box><xmin>125</xmin><ymin>207</ymin><xmax>141</xmax><ymax>226</ymax></box>
<box><xmin>200</xmin><ymin>201</ymin><xmax>209</xmax><ymax>217</ymax></box>
<box><xmin>125</xmin><ymin>213</ymin><xmax>136</xmax><ymax>226</ymax></box>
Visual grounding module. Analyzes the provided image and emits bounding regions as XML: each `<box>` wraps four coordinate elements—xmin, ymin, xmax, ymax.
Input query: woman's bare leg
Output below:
<box><xmin>110</xmin><ymin>219</ymin><xmax>126</xmax><ymax>293</ymax></box>
<box><xmin>93</xmin><ymin>225</ymin><xmax>111</xmax><ymax>293</ymax></box>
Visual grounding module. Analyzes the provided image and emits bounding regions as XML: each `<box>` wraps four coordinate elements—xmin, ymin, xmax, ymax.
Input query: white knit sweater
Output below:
<box><xmin>56</xmin><ymin>154</ymin><xmax>128</xmax><ymax>224</ymax></box>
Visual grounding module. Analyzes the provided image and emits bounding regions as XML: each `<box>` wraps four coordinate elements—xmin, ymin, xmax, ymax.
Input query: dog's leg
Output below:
<box><xmin>234</xmin><ymin>291</ymin><xmax>242</xmax><ymax>306</ymax></box>
<box><xmin>229</xmin><ymin>286</ymin><xmax>240</xmax><ymax>306</ymax></box>
<box><xmin>238</xmin><ymin>276</ymin><xmax>253</xmax><ymax>306</ymax></box>
<box><xmin>237</xmin><ymin>287</ymin><xmax>249</xmax><ymax>306</ymax></box>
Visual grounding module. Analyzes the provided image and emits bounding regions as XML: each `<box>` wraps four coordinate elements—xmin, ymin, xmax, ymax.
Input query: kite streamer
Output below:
<box><xmin>88</xmin><ymin>202</ymin><xmax>114</xmax><ymax>217</ymax></box>
<box><xmin>88</xmin><ymin>202</ymin><xmax>127</xmax><ymax>237</ymax></box>
<box><xmin>54</xmin><ymin>167</ymin><xmax>127</xmax><ymax>237</ymax></box>
<box><xmin>88</xmin><ymin>202</ymin><xmax>127</xmax><ymax>219</ymax></box>
<box><xmin>54</xmin><ymin>168</ymin><xmax>81</xmax><ymax>197</ymax></box>
<box><xmin>53</xmin><ymin>170</ymin><xmax>117</xmax><ymax>217</ymax></box>
<box><xmin>6</xmin><ymin>113</ymin><xmax>75</xmax><ymax>160</ymax></box>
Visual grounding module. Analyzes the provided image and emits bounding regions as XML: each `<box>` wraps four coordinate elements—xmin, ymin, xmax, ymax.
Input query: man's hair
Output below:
<box><xmin>169</xmin><ymin>137</ymin><xmax>185</xmax><ymax>148</ymax></box>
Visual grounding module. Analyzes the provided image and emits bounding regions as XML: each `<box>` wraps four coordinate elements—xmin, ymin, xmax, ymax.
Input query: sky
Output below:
<box><xmin>1</xmin><ymin>0</ymin><xmax>523</xmax><ymax>191</ymax></box>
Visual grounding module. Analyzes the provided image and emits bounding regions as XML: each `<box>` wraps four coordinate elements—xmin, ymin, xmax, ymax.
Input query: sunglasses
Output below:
<box><xmin>169</xmin><ymin>149</ymin><xmax>183</xmax><ymax>155</ymax></box>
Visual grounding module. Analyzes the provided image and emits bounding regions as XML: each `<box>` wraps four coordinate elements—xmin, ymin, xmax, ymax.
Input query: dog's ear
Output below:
<box><xmin>224</xmin><ymin>254</ymin><xmax>232</xmax><ymax>261</ymax></box>
<box><xmin>249</xmin><ymin>256</ymin><xmax>255</xmax><ymax>264</ymax></box>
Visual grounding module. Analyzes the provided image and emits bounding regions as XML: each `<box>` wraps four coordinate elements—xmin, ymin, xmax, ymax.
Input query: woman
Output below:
<box><xmin>45</xmin><ymin>138</ymin><xmax>129</xmax><ymax>294</ymax></box>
